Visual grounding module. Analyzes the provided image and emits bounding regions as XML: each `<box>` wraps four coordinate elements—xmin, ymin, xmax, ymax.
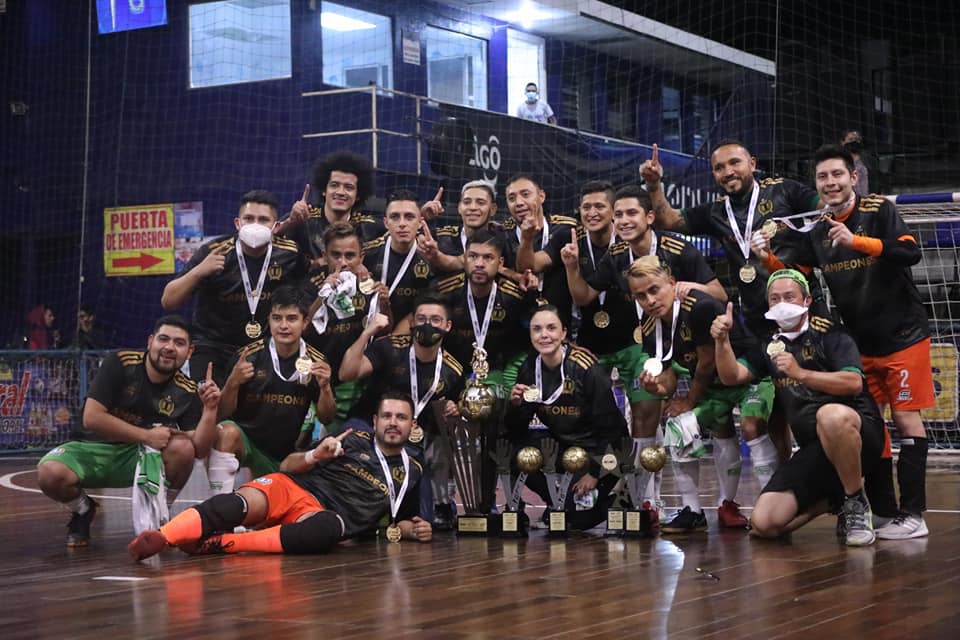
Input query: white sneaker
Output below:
<box><xmin>843</xmin><ymin>493</ymin><xmax>876</xmax><ymax>547</ymax></box>
<box><xmin>876</xmin><ymin>513</ymin><xmax>929</xmax><ymax>540</ymax></box>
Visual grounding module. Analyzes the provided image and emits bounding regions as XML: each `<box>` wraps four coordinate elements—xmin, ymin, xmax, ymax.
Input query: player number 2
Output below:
<box><xmin>899</xmin><ymin>369</ymin><xmax>909</xmax><ymax>388</ymax></box>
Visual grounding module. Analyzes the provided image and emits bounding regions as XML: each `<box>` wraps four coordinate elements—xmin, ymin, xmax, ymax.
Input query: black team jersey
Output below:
<box><xmin>585</xmin><ymin>232</ymin><xmax>717</xmax><ymax>355</ymax></box>
<box><xmin>434</xmin><ymin>223</ymin><xmax>513</xmax><ymax>275</ymax></box>
<box><xmin>84</xmin><ymin>351</ymin><xmax>202</xmax><ymax>442</ymax></box>
<box><xmin>363</xmin><ymin>235</ymin><xmax>436</xmax><ymax>323</ymax></box>
<box><xmin>545</xmin><ymin>226</ymin><xmax>614</xmax><ymax>353</ymax></box>
<box><xmin>506</xmin><ymin>346</ymin><xmax>629</xmax><ymax>476</ymax></box>
<box><xmin>778</xmin><ymin>195</ymin><xmax>929</xmax><ymax>357</ymax></box>
<box><xmin>182</xmin><ymin>235</ymin><xmax>307</xmax><ymax>349</ymax></box>
<box><xmin>641</xmin><ymin>290</ymin><xmax>755</xmax><ymax>375</ymax></box>
<box><xmin>681</xmin><ymin>178</ymin><xmax>820</xmax><ymax>333</ymax></box>
<box><xmin>301</xmin><ymin>268</ymin><xmax>373</xmax><ymax>385</ymax></box>
<box><xmin>503</xmin><ymin>214</ymin><xmax>579</xmax><ymax>324</ymax></box>
<box><xmin>288</xmin><ymin>204</ymin><xmax>385</xmax><ymax>260</ymax></box>
<box><xmin>290</xmin><ymin>429</ymin><xmax>423</xmax><ymax>537</ymax></box>
<box><xmin>432</xmin><ymin>273</ymin><xmax>535</xmax><ymax>373</ymax></box>
<box><xmin>739</xmin><ymin>317</ymin><xmax>883</xmax><ymax>448</ymax></box>
<box><xmin>347</xmin><ymin>335</ymin><xmax>465</xmax><ymax>432</ymax></box>
<box><xmin>224</xmin><ymin>339</ymin><xmax>326</xmax><ymax>462</ymax></box>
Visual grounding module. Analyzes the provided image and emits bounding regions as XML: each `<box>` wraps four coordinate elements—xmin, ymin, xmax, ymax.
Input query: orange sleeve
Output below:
<box><xmin>762</xmin><ymin>252</ymin><xmax>786</xmax><ymax>273</ymax></box>
<box><xmin>851</xmin><ymin>235</ymin><xmax>883</xmax><ymax>257</ymax></box>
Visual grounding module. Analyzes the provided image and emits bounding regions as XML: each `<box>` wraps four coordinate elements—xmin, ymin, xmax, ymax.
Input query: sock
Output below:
<box><xmin>712</xmin><ymin>436</ymin><xmax>741</xmax><ymax>504</ymax></box>
<box><xmin>206</xmin><ymin>449</ymin><xmax>240</xmax><ymax>495</ymax></box>
<box><xmin>160</xmin><ymin>508</ymin><xmax>204</xmax><ymax>546</ymax></box>
<box><xmin>634</xmin><ymin>437</ymin><xmax>656</xmax><ymax>502</ymax></box>
<box><xmin>672</xmin><ymin>459</ymin><xmax>701</xmax><ymax>512</ymax></box>
<box><xmin>897</xmin><ymin>437</ymin><xmax>928</xmax><ymax>514</ymax></box>
<box><xmin>746</xmin><ymin>435</ymin><xmax>779</xmax><ymax>491</ymax></box>
<box><xmin>65</xmin><ymin>491</ymin><xmax>91</xmax><ymax>515</ymax></box>
<box><xmin>219</xmin><ymin>526</ymin><xmax>282</xmax><ymax>554</ymax></box>
<box><xmin>864</xmin><ymin>456</ymin><xmax>898</xmax><ymax>518</ymax></box>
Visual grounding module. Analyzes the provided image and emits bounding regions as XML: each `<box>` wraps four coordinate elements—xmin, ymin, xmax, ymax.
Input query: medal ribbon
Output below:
<box><xmin>467</xmin><ymin>281</ymin><xmax>498</xmax><ymax>349</ymax></box>
<box><xmin>534</xmin><ymin>346</ymin><xmax>567</xmax><ymax>405</ymax></box>
<box><xmin>374</xmin><ymin>443</ymin><xmax>410</xmax><ymax>525</ymax></box>
<box><xmin>516</xmin><ymin>218</ymin><xmax>550</xmax><ymax>297</ymax></box>
<box><xmin>723</xmin><ymin>182</ymin><xmax>760</xmax><ymax>263</ymax></box>
<box><xmin>236</xmin><ymin>241</ymin><xmax>273</xmax><ymax>321</ymax></box>
<box><xmin>409</xmin><ymin>346</ymin><xmax>444</xmax><ymax>419</ymax></box>
<box><xmin>585</xmin><ymin>229</ymin><xmax>616</xmax><ymax>308</ymax></box>
<box><xmin>629</xmin><ymin>232</ymin><xmax>659</xmax><ymax>327</ymax></box>
<box><xmin>655</xmin><ymin>299</ymin><xmax>682</xmax><ymax>363</ymax></box>
<box><xmin>268</xmin><ymin>337</ymin><xmax>308</xmax><ymax>383</ymax></box>
<box><xmin>367</xmin><ymin>235</ymin><xmax>419</xmax><ymax>325</ymax></box>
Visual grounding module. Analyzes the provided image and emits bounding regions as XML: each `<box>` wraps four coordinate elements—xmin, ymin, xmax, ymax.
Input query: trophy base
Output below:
<box><xmin>606</xmin><ymin>508</ymin><xmax>625</xmax><ymax>536</ymax></box>
<box><xmin>497</xmin><ymin>511</ymin><xmax>528</xmax><ymax>538</ymax></box>
<box><xmin>545</xmin><ymin>509</ymin><xmax>568</xmax><ymax>537</ymax></box>
<box><xmin>455</xmin><ymin>513</ymin><xmax>499</xmax><ymax>536</ymax></box>
<box><xmin>624</xmin><ymin>508</ymin><xmax>658</xmax><ymax>538</ymax></box>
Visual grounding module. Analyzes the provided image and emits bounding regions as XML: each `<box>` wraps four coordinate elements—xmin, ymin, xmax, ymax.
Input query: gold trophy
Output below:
<box><xmin>544</xmin><ymin>444</ymin><xmax>589</xmax><ymax>537</ymax></box>
<box><xmin>624</xmin><ymin>444</ymin><xmax>667</xmax><ymax>537</ymax></box>
<box><xmin>493</xmin><ymin>442</ymin><xmax>541</xmax><ymax>537</ymax></box>
<box><xmin>436</xmin><ymin>343</ymin><xmax>499</xmax><ymax>535</ymax></box>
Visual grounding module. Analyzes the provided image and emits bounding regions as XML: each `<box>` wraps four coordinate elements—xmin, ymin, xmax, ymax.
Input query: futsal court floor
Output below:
<box><xmin>1</xmin><ymin>454</ymin><xmax>958</xmax><ymax>640</ymax></box>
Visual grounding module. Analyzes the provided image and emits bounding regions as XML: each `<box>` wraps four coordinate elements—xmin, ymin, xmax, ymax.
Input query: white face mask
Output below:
<box><xmin>525</xmin><ymin>91</ymin><xmax>538</xmax><ymax>103</ymax></box>
<box><xmin>237</xmin><ymin>223</ymin><xmax>273</xmax><ymax>249</ymax></box>
<box><xmin>764</xmin><ymin>302</ymin><xmax>808</xmax><ymax>329</ymax></box>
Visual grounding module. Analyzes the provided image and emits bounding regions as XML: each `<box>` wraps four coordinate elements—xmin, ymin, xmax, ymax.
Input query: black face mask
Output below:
<box><xmin>412</xmin><ymin>323</ymin><xmax>447</xmax><ymax>347</ymax></box>
<box><xmin>843</xmin><ymin>140</ymin><xmax>864</xmax><ymax>154</ymax></box>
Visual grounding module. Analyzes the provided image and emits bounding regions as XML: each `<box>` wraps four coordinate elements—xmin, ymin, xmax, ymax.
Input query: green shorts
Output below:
<box><xmin>221</xmin><ymin>421</ymin><xmax>282</xmax><ymax>478</ymax></box>
<box><xmin>598</xmin><ymin>344</ymin><xmax>662</xmax><ymax>403</ymax></box>
<box><xmin>39</xmin><ymin>441</ymin><xmax>142</xmax><ymax>488</ymax></box>
<box><xmin>327</xmin><ymin>379</ymin><xmax>365</xmax><ymax>435</ymax></box>
<box><xmin>485</xmin><ymin>353</ymin><xmax>527</xmax><ymax>398</ymax></box>
<box><xmin>693</xmin><ymin>378</ymin><xmax>775</xmax><ymax>433</ymax></box>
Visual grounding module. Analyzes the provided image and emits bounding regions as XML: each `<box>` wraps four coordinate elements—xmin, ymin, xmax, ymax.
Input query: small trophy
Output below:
<box><xmin>439</xmin><ymin>343</ymin><xmax>499</xmax><ymax>535</ymax></box>
<box><xmin>600</xmin><ymin>440</ymin><xmax>630</xmax><ymax>536</ymax></box>
<box><xmin>621</xmin><ymin>441</ymin><xmax>667</xmax><ymax>537</ymax></box>
<box><xmin>545</xmin><ymin>444</ymin><xmax>589</xmax><ymax>537</ymax></box>
<box><xmin>492</xmin><ymin>441</ymin><xmax>541</xmax><ymax>537</ymax></box>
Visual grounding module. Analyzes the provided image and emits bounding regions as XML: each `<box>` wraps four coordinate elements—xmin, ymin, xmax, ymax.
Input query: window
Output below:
<box><xmin>662</xmin><ymin>86</ymin><xmax>682</xmax><ymax>152</ymax></box>
<box><xmin>321</xmin><ymin>2</ymin><xmax>392</xmax><ymax>89</ymax></box>
<box><xmin>507</xmin><ymin>29</ymin><xmax>546</xmax><ymax>114</ymax></box>
<box><xmin>424</xmin><ymin>26</ymin><xmax>487</xmax><ymax>110</ymax></box>
<box><xmin>189</xmin><ymin>0</ymin><xmax>291</xmax><ymax>89</ymax></box>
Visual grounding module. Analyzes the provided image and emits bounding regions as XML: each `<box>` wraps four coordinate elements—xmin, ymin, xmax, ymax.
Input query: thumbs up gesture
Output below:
<box><xmin>710</xmin><ymin>301</ymin><xmax>734</xmax><ymax>342</ymax></box>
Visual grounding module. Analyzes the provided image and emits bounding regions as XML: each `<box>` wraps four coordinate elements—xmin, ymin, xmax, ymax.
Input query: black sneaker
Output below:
<box><xmin>181</xmin><ymin>534</ymin><xmax>235</xmax><ymax>556</ymax></box>
<box><xmin>66</xmin><ymin>499</ymin><xmax>99</xmax><ymax>547</ymax></box>
<box><xmin>661</xmin><ymin>506</ymin><xmax>708</xmax><ymax>534</ymax></box>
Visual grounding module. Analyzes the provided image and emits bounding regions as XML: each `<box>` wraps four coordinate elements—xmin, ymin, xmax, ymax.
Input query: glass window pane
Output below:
<box><xmin>321</xmin><ymin>2</ymin><xmax>393</xmax><ymax>89</ymax></box>
<box><xmin>189</xmin><ymin>0</ymin><xmax>291</xmax><ymax>89</ymax></box>
<box><xmin>424</xmin><ymin>26</ymin><xmax>487</xmax><ymax>110</ymax></box>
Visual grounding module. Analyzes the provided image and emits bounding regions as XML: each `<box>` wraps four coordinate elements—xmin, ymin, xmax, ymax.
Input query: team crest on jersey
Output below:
<box><xmin>679</xmin><ymin>323</ymin><xmax>692</xmax><ymax>343</ymax></box>
<box><xmin>801</xmin><ymin>341</ymin><xmax>816</xmax><ymax>362</ymax></box>
<box><xmin>359</xmin><ymin>453</ymin><xmax>370</xmax><ymax>461</ymax></box>
<box><xmin>123</xmin><ymin>385</ymin><xmax>137</xmax><ymax>399</ymax></box>
<box><xmin>268</xmin><ymin>263</ymin><xmax>283</xmax><ymax>280</ymax></box>
<box><xmin>683</xmin><ymin>353</ymin><xmax>696</xmax><ymax>365</ymax></box>
<box><xmin>392</xmin><ymin>467</ymin><xmax>406</xmax><ymax>483</ymax></box>
<box><xmin>255</xmin><ymin>369</ymin><xmax>268</xmax><ymax>381</ymax></box>
<box><xmin>492</xmin><ymin>304</ymin><xmax>506</xmax><ymax>322</ymax></box>
<box><xmin>157</xmin><ymin>396</ymin><xmax>174</xmax><ymax>416</ymax></box>
<box><xmin>353</xmin><ymin>295</ymin><xmax>367</xmax><ymax>311</ymax></box>
<box><xmin>49</xmin><ymin>447</ymin><xmax>65</xmax><ymax>456</ymax></box>
<box><xmin>254</xmin><ymin>477</ymin><xmax>273</xmax><ymax>485</ymax></box>
<box><xmin>563</xmin><ymin>378</ymin><xmax>575</xmax><ymax>395</ymax></box>
<box><xmin>413</xmin><ymin>259</ymin><xmax>430</xmax><ymax>279</ymax></box>
<box><xmin>758</xmin><ymin>199</ymin><xmax>774</xmax><ymax>216</ymax></box>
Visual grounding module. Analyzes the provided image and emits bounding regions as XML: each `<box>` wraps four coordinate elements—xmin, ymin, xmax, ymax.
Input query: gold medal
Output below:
<box><xmin>522</xmin><ymin>387</ymin><xmax>541</xmax><ymax>403</ymax></box>
<box><xmin>643</xmin><ymin>358</ymin><xmax>663</xmax><ymax>377</ymax></box>
<box><xmin>739</xmin><ymin>264</ymin><xmax>757</xmax><ymax>283</ymax></box>
<box><xmin>766</xmin><ymin>340</ymin><xmax>786</xmax><ymax>357</ymax></box>
<box><xmin>408</xmin><ymin>425</ymin><xmax>424</xmax><ymax>444</ymax></box>
<box><xmin>358</xmin><ymin>277</ymin><xmax>376</xmax><ymax>295</ymax></box>
<box><xmin>633</xmin><ymin>326</ymin><xmax>644</xmax><ymax>344</ymax></box>
<box><xmin>385</xmin><ymin>524</ymin><xmax>402</xmax><ymax>543</ymax></box>
<box><xmin>295</xmin><ymin>357</ymin><xmax>313</xmax><ymax>375</ymax></box>
<box><xmin>593</xmin><ymin>310</ymin><xmax>610</xmax><ymax>328</ymax></box>
<box><xmin>244</xmin><ymin>320</ymin><xmax>262</xmax><ymax>339</ymax></box>
<box><xmin>761</xmin><ymin>219</ymin><xmax>778</xmax><ymax>238</ymax></box>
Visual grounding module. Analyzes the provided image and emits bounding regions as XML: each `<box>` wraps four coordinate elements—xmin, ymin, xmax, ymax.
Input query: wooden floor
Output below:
<box><xmin>1</xmin><ymin>456</ymin><xmax>958</xmax><ymax>640</ymax></box>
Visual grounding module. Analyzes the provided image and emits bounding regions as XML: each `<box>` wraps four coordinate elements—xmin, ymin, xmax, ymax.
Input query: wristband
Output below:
<box><xmin>304</xmin><ymin>448</ymin><xmax>319</xmax><ymax>464</ymax></box>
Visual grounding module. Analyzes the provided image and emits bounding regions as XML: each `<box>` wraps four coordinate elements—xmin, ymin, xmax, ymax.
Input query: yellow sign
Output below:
<box><xmin>103</xmin><ymin>204</ymin><xmax>175</xmax><ymax>276</ymax></box>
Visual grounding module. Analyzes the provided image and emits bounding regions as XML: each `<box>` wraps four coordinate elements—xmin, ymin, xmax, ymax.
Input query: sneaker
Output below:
<box><xmin>128</xmin><ymin>530</ymin><xmax>169</xmax><ymax>561</ymax></box>
<box><xmin>181</xmin><ymin>534</ymin><xmax>234</xmax><ymax>556</ymax></box>
<box><xmin>835</xmin><ymin>512</ymin><xmax>847</xmax><ymax>539</ymax></box>
<box><xmin>842</xmin><ymin>492</ymin><xmax>876</xmax><ymax>547</ymax></box>
<box><xmin>661</xmin><ymin>506</ymin><xmax>708</xmax><ymax>534</ymax></box>
<box><xmin>66</xmin><ymin>499</ymin><xmax>99</xmax><ymax>547</ymax></box>
<box><xmin>876</xmin><ymin>513</ymin><xmax>929</xmax><ymax>540</ymax></box>
<box><xmin>717</xmin><ymin>500</ymin><xmax>749</xmax><ymax>529</ymax></box>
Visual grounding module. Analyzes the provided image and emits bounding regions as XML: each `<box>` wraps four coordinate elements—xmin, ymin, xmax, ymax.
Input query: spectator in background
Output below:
<box><xmin>841</xmin><ymin>129</ymin><xmax>881</xmax><ymax>195</ymax></box>
<box><xmin>27</xmin><ymin>305</ymin><xmax>61</xmax><ymax>350</ymax></box>
<box><xmin>73</xmin><ymin>305</ymin><xmax>106</xmax><ymax>350</ymax></box>
<box><xmin>516</xmin><ymin>83</ymin><xmax>556</xmax><ymax>125</ymax></box>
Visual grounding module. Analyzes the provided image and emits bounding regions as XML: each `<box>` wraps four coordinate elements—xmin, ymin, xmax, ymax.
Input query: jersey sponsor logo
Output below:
<box><xmin>157</xmin><ymin>396</ymin><xmax>174</xmax><ymax>416</ymax></box>
<box><xmin>540</xmin><ymin>404</ymin><xmax>581</xmax><ymax>416</ymax></box>
<box><xmin>898</xmin><ymin>389</ymin><xmax>912</xmax><ymax>401</ymax></box>
<box><xmin>821</xmin><ymin>256</ymin><xmax>877</xmax><ymax>273</ymax></box>
<box><xmin>112</xmin><ymin>408</ymin><xmax>145</xmax><ymax>426</ymax></box>
<box><xmin>49</xmin><ymin>447</ymin><xmax>65</xmax><ymax>456</ymax></box>
<box><xmin>254</xmin><ymin>477</ymin><xmax>273</xmax><ymax>485</ymax></box>
<box><xmin>345</xmin><ymin>461</ymin><xmax>389</xmax><ymax>494</ymax></box>
<box><xmin>246</xmin><ymin>392</ymin><xmax>309</xmax><ymax>406</ymax></box>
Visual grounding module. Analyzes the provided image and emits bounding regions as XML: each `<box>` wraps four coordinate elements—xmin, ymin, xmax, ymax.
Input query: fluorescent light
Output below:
<box><xmin>321</xmin><ymin>11</ymin><xmax>375</xmax><ymax>32</ymax></box>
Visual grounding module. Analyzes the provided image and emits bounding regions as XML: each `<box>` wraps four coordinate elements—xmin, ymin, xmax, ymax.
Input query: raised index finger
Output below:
<box><xmin>420</xmin><ymin>219</ymin><xmax>434</xmax><ymax>240</ymax></box>
<box><xmin>334</xmin><ymin>428</ymin><xmax>354</xmax><ymax>442</ymax></box>
<box><xmin>433</xmin><ymin>186</ymin><xmax>444</xmax><ymax>202</ymax></box>
<box><xmin>301</xmin><ymin>183</ymin><xmax>311</xmax><ymax>202</ymax></box>
<box><xmin>652</xmin><ymin>143</ymin><xmax>659</xmax><ymax>165</ymax></box>
<box><xmin>205</xmin><ymin>362</ymin><xmax>214</xmax><ymax>383</ymax></box>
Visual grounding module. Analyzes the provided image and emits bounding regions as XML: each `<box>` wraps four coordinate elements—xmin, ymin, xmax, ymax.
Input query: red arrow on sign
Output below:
<box><xmin>112</xmin><ymin>253</ymin><xmax>164</xmax><ymax>270</ymax></box>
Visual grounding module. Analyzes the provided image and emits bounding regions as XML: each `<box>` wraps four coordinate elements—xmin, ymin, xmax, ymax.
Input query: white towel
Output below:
<box><xmin>663</xmin><ymin>411</ymin><xmax>706</xmax><ymax>462</ymax></box>
<box><xmin>312</xmin><ymin>271</ymin><xmax>358</xmax><ymax>334</ymax></box>
<box><xmin>132</xmin><ymin>445</ymin><xmax>169</xmax><ymax>535</ymax></box>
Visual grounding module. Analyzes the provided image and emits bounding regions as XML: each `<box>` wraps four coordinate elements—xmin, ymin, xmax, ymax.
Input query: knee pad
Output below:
<box><xmin>279</xmin><ymin>511</ymin><xmax>345</xmax><ymax>554</ymax></box>
<box><xmin>194</xmin><ymin>493</ymin><xmax>248</xmax><ymax>537</ymax></box>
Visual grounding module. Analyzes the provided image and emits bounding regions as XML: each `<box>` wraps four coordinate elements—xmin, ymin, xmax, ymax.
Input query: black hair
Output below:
<box><xmin>465</xmin><ymin>228</ymin><xmax>504</xmax><ymax>257</ymax></box>
<box><xmin>386</xmin><ymin>188</ymin><xmax>420</xmax><ymax>207</ymax></box>
<box><xmin>710</xmin><ymin>139</ymin><xmax>752</xmax><ymax>157</ymax></box>
<box><xmin>311</xmin><ymin>151</ymin><xmax>374</xmax><ymax>209</ymax></box>
<box><xmin>613</xmin><ymin>184</ymin><xmax>652</xmax><ymax>213</ymax></box>
<box><xmin>78</xmin><ymin>304</ymin><xmax>95</xmax><ymax>316</ymax></box>
<box><xmin>322</xmin><ymin>220</ymin><xmax>361</xmax><ymax>249</ymax></box>
<box><xmin>412</xmin><ymin>292</ymin><xmax>452</xmax><ymax>320</ymax></box>
<box><xmin>240</xmin><ymin>189</ymin><xmax>280</xmax><ymax>217</ymax></box>
<box><xmin>377</xmin><ymin>390</ymin><xmax>415</xmax><ymax>416</ymax></box>
<box><xmin>530</xmin><ymin>304</ymin><xmax>566</xmax><ymax>329</ymax></box>
<box><xmin>813</xmin><ymin>144</ymin><xmax>856</xmax><ymax>174</ymax></box>
<box><xmin>270</xmin><ymin>285</ymin><xmax>310</xmax><ymax>318</ymax></box>
<box><xmin>505</xmin><ymin>173</ymin><xmax>542</xmax><ymax>192</ymax></box>
<box><xmin>580</xmin><ymin>180</ymin><xmax>615</xmax><ymax>205</ymax></box>
<box><xmin>152</xmin><ymin>315</ymin><xmax>193</xmax><ymax>341</ymax></box>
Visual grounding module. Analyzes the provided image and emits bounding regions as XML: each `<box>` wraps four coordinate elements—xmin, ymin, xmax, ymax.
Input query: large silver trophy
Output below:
<box><xmin>435</xmin><ymin>343</ymin><xmax>498</xmax><ymax>535</ymax></box>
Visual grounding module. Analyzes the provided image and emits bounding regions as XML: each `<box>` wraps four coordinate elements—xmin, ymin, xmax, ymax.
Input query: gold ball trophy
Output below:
<box><xmin>542</xmin><ymin>442</ymin><xmax>589</xmax><ymax>537</ymax></box>
<box><xmin>492</xmin><ymin>442</ymin><xmax>542</xmax><ymax>537</ymax></box>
